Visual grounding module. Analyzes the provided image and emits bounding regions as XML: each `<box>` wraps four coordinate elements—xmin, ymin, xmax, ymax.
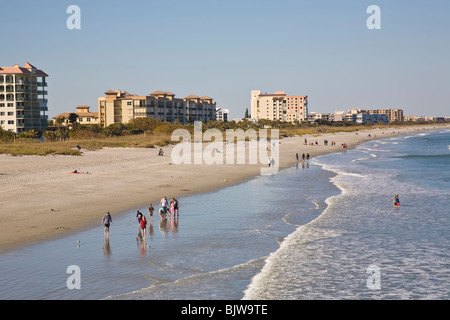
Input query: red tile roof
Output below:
<box><xmin>0</xmin><ymin>62</ymin><xmax>48</xmax><ymax>77</ymax></box>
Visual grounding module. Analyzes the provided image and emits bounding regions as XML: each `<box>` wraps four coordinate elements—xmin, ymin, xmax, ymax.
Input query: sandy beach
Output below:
<box><xmin>0</xmin><ymin>124</ymin><xmax>446</xmax><ymax>254</ymax></box>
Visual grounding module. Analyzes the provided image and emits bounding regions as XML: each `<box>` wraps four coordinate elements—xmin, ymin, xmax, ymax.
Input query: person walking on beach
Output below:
<box><xmin>160</xmin><ymin>196</ymin><xmax>169</xmax><ymax>212</ymax></box>
<box><xmin>296</xmin><ymin>153</ymin><xmax>299</xmax><ymax>162</ymax></box>
<box><xmin>171</xmin><ymin>197</ymin><xmax>179</xmax><ymax>216</ymax></box>
<box><xmin>302</xmin><ymin>153</ymin><xmax>305</xmax><ymax>161</ymax></box>
<box><xmin>140</xmin><ymin>216</ymin><xmax>147</xmax><ymax>238</ymax></box>
<box><xmin>306</xmin><ymin>153</ymin><xmax>310</xmax><ymax>161</ymax></box>
<box><xmin>136</xmin><ymin>210</ymin><xmax>143</xmax><ymax>230</ymax></box>
<box><xmin>102</xmin><ymin>212</ymin><xmax>112</xmax><ymax>238</ymax></box>
<box><xmin>148</xmin><ymin>203</ymin><xmax>154</xmax><ymax>223</ymax></box>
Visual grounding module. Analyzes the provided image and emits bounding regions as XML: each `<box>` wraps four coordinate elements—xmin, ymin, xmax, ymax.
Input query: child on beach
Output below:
<box><xmin>140</xmin><ymin>216</ymin><xmax>147</xmax><ymax>237</ymax></box>
<box><xmin>170</xmin><ymin>199</ymin><xmax>175</xmax><ymax>216</ymax></box>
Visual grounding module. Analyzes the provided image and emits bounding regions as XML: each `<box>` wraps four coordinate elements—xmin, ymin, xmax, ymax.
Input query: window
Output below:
<box><xmin>127</xmin><ymin>101</ymin><xmax>132</xmax><ymax>106</ymax></box>
<box><xmin>7</xmin><ymin>112</ymin><xmax>13</xmax><ymax>116</ymax></box>
<box><xmin>8</xmin><ymin>120</ymin><xmax>14</xmax><ymax>124</ymax></box>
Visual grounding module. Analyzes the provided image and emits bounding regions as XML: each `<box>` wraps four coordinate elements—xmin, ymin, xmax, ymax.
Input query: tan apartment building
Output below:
<box><xmin>53</xmin><ymin>105</ymin><xmax>99</xmax><ymax>126</ymax></box>
<box><xmin>0</xmin><ymin>62</ymin><xmax>48</xmax><ymax>133</ymax></box>
<box><xmin>367</xmin><ymin>109</ymin><xmax>404</xmax><ymax>122</ymax></box>
<box><xmin>251</xmin><ymin>90</ymin><xmax>308</xmax><ymax>123</ymax></box>
<box><xmin>98</xmin><ymin>89</ymin><xmax>216</xmax><ymax>127</ymax></box>
<box><xmin>286</xmin><ymin>95</ymin><xmax>308</xmax><ymax>123</ymax></box>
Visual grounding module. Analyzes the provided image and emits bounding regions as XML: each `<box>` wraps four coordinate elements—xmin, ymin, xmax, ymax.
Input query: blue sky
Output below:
<box><xmin>1</xmin><ymin>0</ymin><xmax>449</xmax><ymax>118</ymax></box>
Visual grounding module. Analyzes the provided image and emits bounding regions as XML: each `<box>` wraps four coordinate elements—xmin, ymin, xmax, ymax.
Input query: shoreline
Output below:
<box><xmin>0</xmin><ymin>124</ymin><xmax>448</xmax><ymax>254</ymax></box>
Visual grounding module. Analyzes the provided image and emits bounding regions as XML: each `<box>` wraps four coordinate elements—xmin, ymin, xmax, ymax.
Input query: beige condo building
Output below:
<box><xmin>251</xmin><ymin>90</ymin><xmax>308</xmax><ymax>123</ymax></box>
<box><xmin>53</xmin><ymin>105</ymin><xmax>99</xmax><ymax>126</ymax></box>
<box><xmin>98</xmin><ymin>89</ymin><xmax>216</xmax><ymax>127</ymax></box>
<box><xmin>367</xmin><ymin>109</ymin><xmax>404</xmax><ymax>122</ymax></box>
<box><xmin>0</xmin><ymin>62</ymin><xmax>48</xmax><ymax>133</ymax></box>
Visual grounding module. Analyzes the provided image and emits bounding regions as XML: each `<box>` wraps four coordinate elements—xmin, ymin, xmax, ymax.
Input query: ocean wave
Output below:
<box><xmin>107</xmin><ymin>256</ymin><xmax>267</xmax><ymax>300</ymax></box>
<box><xmin>395</xmin><ymin>154</ymin><xmax>450</xmax><ymax>160</ymax></box>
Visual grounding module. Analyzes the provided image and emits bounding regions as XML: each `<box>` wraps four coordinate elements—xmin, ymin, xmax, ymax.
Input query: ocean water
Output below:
<box><xmin>0</xmin><ymin>129</ymin><xmax>448</xmax><ymax>300</ymax></box>
<box><xmin>244</xmin><ymin>128</ymin><xmax>450</xmax><ymax>300</ymax></box>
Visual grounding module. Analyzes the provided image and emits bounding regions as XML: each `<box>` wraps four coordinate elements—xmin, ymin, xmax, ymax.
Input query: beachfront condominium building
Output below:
<box><xmin>98</xmin><ymin>90</ymin><xmax>216</xmax><ymax>127</ymax></box>
<box><xmin>251</xmin><ymin>90</ymin><xmax>308</xmax><ymax>123</ymax></box>
<box><xmin>53</xmin><ymin>105</ymin><xmax>99</xmax><ymax>126</ymax></box>
<box><xmin>367</xmin><ymin>109</ymin><xmax>404</xmax><ymax>122</ymax></box>
<box><xmin>216</xmin><ymin>107</ymin><xmax>230</xmax><ymax>122</ymax></box>
<box><xmin>0</xmin><ymin>62</ymin><xmax>48</xmax><ymax>133</ymax></box>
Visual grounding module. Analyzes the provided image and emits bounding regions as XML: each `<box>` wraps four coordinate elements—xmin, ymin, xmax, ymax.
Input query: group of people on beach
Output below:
<box><xmin>101</xmin><ymin>196</ymin><xmax>180</xmax><ymax>239</ymax></box>
<box><xmin>296</xmin><ymin>153</ymin><xmax>310</xmax><ymax>162</ymax></box>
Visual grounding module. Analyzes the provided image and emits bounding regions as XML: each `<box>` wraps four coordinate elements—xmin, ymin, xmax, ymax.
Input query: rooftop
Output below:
<box><xmin>0</xmin><ymin>62</ymin><xmax>48</xmax><ymax>77</ymax></box>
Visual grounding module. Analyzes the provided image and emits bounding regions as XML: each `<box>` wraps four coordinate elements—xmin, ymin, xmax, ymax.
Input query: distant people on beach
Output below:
<box><xmin>102</xmin><ymin>212</ymin><xmax>112</xmax><ymax>239</ymax></box>
<box><xmin>158</xmin><ymin>148</ymin><xmax>164</xmax><ymax>156</ymax></box>
<box><xmin>103</xmin><ymin>196</ymin><xmax>180</xmax><ymax>242</ymax></box>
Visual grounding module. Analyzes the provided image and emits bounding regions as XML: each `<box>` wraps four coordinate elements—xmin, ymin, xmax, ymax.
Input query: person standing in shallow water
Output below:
<box><xmin>148</xmin><ymin>203</ymin><xmax>154</xmax><ymax>223</ymax></box>
<box><xmin>394</xmin><ymin>195</ymin><xmax>400</xmax><ymax>207</ymax></box>
<box><xmin>102</xmin><ymin>212</ymin><xmax>112</xmax><ymax>239</ymax></box>
<box><xmin>140</xmin><ymin>216</ymin><xmax>147</xmax><ymax>238</ymax></box>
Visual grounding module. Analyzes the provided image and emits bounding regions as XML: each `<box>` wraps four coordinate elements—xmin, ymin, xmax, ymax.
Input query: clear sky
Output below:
<box><xmin>1</xmin><ymin>0</ymin><xmax>449</xmax><ymax>118</ymax></box>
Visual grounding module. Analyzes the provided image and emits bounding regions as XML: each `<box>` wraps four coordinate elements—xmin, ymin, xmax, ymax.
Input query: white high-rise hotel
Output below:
<box><xmin>0</xmin><ymin>62</ymin><xmax>48</xmax><ymax>133</ymax></box>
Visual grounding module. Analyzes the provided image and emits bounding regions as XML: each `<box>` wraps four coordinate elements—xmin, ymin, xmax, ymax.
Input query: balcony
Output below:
<box><xmin>16</xmin><ymin>114</ymin><xmax>34</xmax><ymax>120</ymax></box>
<box><xmin>15</xmin><ymin>97</ymin><xmax>32</xmax><ymax>102</ymax></box>
<box><xmin>15</xmin><ymin>88</ymin><xmax>33</xmax><ymax>93</ymax></box>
